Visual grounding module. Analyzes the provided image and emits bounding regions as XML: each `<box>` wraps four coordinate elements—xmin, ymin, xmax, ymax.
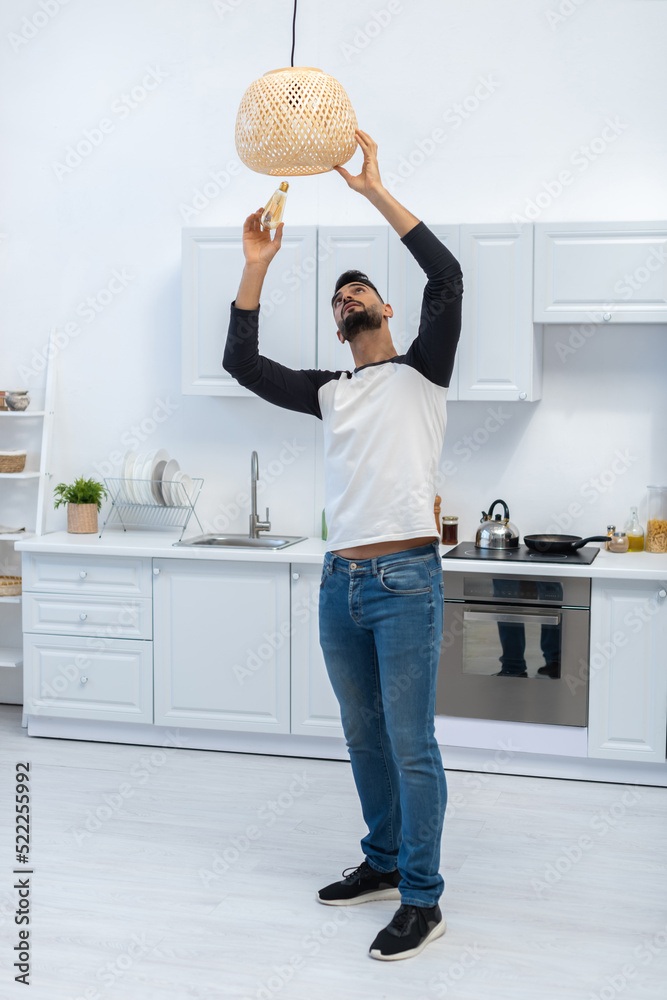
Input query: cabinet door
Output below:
<box><xmin>290</xmin><ymin>564</ymin><xmax>344</xmax><ymax>738</ymax></box>
<box><xmin>588</xmin><ymin>579</ymin><xmax>667</xmax><ymax>762</ymax></box>
<box><xmin>388</xmin><ymin>225</ymin><xmax>460</xmax><ymax>399</ymax></box>
<box><xmin>534</xmin><ymin>222</ymin><xmax>667</xmax><ymax>323</ymax></box>
<box><xmin>153</xmin><ymin>558</ymin><xmax>291</xmax><ymax>732</ymax></box>
<box><xmin>457</xmin><ymin>224</ymin><xmax>541</xmax><ymax>402</ymax></box>
<box><xmin>182</xmin><ymin>227</ymin><xmax>317</xmax><ymax>395</ymax></box>
<box><xmin>23</xmin><ymin>633</ymin><xmax>153</xmax><ymax>722</ymax></box>
<box><xmin>316</xmin><ymin>226</ymin><xmax>389</xmax><ymax>373</ymax></box>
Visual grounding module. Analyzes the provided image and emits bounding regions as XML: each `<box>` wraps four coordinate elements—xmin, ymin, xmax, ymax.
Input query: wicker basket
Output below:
<box><xmin>0</xmin><ymin>575</ymin><xmax>22</xmax><ymax>596</ymax></box>
<box><xmin>67</xmin><ymin>503</ymin><xmax>98</xmax><ymax>534</ymax></box>
<box><xmin>235</xmin><ymin>67</ymin><xmax>358</xmax><ymax>176</ymax></box>
<box><xmin>0</xmin><ymin>451</ymin><xmax>27</xmax><ymax>473</ymax></box>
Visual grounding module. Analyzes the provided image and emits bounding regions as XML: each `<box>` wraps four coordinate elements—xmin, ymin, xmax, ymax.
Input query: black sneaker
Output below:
<box><xmin>369</xmin><ymin>903</ymin><xmax>446</xmax><ymax>961</ymax></box>
<box><xmin>317</xmin><ymin>860</ymin><xmax>401</xmax><ymax>906</ymax></box>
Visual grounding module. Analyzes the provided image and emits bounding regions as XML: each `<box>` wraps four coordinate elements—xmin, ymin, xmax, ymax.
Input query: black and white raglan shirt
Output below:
<box><xmin>223</xmin><ymin>222</ymin><xmax>463</xmax><ymax>550</ymax></box>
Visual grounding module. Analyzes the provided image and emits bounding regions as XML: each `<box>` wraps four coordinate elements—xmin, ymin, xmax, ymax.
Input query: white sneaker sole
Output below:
<box><xmin>369</xmin><ymin>916</ymin><xmax>447</xmax><ymax>960</ymax></box>
<box><xmin>317</xmin><ymin>887</ymin><xmax>401</xmax><ymax>906</ymax></box>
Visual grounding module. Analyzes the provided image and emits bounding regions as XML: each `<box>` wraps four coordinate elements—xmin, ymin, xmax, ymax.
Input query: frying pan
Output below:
<box><xmin>523</xmin><ymin>533</ymin><xmax>610</xmax><ymax>554</ymax></box>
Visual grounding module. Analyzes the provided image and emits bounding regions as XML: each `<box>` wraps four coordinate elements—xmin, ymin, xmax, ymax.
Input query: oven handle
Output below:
<box><xmin>463</xmin><ymin>611</ymin><xmax>561</xmax><ymax>626</ymax></box>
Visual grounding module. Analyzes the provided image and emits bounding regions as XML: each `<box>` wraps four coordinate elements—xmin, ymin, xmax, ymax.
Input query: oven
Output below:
<box><xmin>436</xmin><ymin>571</ymin><xmax>591</xmax><ymax>727</ymax></box>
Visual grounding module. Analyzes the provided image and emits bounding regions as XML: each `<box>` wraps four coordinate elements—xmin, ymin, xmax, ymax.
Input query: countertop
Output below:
<box><xmin>14</xmin><ymin>531</ymin><xmax>667</xmax><ymax>580</ymax></box>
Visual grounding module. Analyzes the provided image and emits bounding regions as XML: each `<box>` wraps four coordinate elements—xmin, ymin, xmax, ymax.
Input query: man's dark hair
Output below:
<box><xmin>332</xmin><ymin>270</ymin><xmax>384</xmax><ymax>305</ymax></box>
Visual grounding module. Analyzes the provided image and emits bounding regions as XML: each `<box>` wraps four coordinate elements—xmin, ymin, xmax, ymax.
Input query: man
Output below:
<box><xmin>223</xmin><ymin>130</ymin><xmax>463</xmax><ymax>961</ymax></box>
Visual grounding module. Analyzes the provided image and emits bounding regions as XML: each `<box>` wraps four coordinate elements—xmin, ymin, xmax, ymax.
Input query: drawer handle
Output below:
<box><xmin>80</xmin><ymin>676</ymin><xmax>88</xmax><ymax>684</ymax></box>
<box><xmin>79</xmin><ymin>571</ymin><xmax>87</xmax><ymax>579</ymax></box>
<box><xmin>79</xmin><ymin>612</ymin><xmax>88</xmax><ymax>621</ymax></box>
<box><xmin>292</xmin><ymin>572</ymin><xmax>300</xmax><ymax>580</ymax></box>
<box><xmin>153</xmin><ymin>567</ymin><xmax>160</xmax><ymax>576</ymax></box>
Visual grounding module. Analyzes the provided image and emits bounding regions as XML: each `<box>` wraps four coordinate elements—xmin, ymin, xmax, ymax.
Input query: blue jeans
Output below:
<box><xmin>318</xmin><ymin>541</ymin><xmax>446</xmax><ymax>908</ymax></box>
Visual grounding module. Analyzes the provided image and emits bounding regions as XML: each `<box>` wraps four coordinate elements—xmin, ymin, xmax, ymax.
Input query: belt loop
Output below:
<box><xmin>371</xmin><ymin>557</ymin><xmax>378</xmax><ymax>576</ymax></box>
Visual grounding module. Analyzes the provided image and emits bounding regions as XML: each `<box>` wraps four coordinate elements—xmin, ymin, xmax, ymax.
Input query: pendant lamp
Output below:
<box><xmin>234</xmin><ymin>2</ymin><xmax>358</xmax><ymax>176</ymax></box>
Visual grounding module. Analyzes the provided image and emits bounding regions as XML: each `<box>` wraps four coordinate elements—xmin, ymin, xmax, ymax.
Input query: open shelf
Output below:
<box><xmin>0</xmin><ymin>647</ymin><xmax>22</xmax><ymax>668</ymax></box>
<box><xmin>0</xmin><ymin>472</ymin><xmax>40</xmax><ymax>479</ymax></box>
<box><xmin>0</xmin><ymin>411</ymin><xmax>45</xmax><ymax>417</ymax></box>
<box><xmin>0</xmin><ymin>595</ymin><xmax>21</xmax><ymax>603</ymax></box>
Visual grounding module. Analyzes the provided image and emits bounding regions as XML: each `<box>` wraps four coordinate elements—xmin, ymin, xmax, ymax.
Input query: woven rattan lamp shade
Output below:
<box><xmin>235</xmin><ymin>67</ymin><xmax>358</xmax><ymax>176</ymax></box>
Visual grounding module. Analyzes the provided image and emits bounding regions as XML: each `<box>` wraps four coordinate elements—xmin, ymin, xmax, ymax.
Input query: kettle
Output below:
<box><xmin>475</xmin><ymin>499</ymin><xmax>520</xmax><ymax>549</ymax></box>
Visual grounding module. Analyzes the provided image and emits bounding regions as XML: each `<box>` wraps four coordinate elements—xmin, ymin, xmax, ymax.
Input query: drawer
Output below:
<box><xmin>23</xmin><ymin>594</ymin><xmax>152</xmax><ymax>640</ymax></box>
<box><xmin>23</xmin><ymin>633</ymin><xmax>153</xmax><ymax>722</ymax></box>
<box><xmin>21</xmin><ymin>552</ymin><xmax>152</xmax><ymax>597</ymax></box>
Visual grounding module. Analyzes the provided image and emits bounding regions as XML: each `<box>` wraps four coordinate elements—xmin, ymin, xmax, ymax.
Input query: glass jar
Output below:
<box><xmin>605</xmin><ymin>525</ymin><xmax>615</xmax><ymax>551</ymax></box>
<box><xmin>609</xmin><ymin>531</ymin><xmax>629</xmax><ymax>553</ymax></box>
<box><xmin>441</xmin><ymin>515</ymin><xmax>459</xmax><ymax>546</ymax></box>
<box><xmin>646</xmin><ymin>486</ymin><xmax>667</xmax><ymax>553</ymax></box>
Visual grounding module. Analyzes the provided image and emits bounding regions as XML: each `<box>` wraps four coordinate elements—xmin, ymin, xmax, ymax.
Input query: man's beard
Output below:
<box><xmin>337</xmin><ymin>302</ymin><xmax>384</xmax><ymax>342</ymax></box>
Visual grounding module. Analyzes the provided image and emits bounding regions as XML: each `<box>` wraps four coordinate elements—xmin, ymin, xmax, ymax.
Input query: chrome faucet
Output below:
<box><xmin>249</xmin><ymin>451</ymin><xmax>271</xmax><ymax>538</ymax></box>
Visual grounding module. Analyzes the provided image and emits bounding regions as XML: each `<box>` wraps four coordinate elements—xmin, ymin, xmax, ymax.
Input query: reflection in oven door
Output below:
<box><xmin>436</xmin><ymin>601</ymin><xmax>589</xmax><ymax>727</ymax></box>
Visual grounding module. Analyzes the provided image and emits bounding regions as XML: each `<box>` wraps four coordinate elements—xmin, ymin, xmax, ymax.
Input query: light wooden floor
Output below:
<box><xmin>1</xmin><ymin>704</ymin><xmax>666</xmax><ymax>1000</ymax></box>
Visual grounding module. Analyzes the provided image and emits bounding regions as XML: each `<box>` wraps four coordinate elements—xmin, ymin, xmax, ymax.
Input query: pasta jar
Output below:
<box><xmin>645</xmin><ymin>486</ymin><xmax>667</xmax><ymax>553</ymax></box>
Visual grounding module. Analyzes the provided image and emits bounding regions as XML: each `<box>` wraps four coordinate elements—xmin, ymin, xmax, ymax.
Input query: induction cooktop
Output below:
<box><xmin>442</xmin><ymin>542</ymin><xmax>601</xmax><ymax>565</ymax></box>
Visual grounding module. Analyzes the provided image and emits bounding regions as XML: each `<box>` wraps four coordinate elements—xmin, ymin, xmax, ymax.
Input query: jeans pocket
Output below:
<box><xmin>378</xmin><ymin>561</ymin><xmax>431</xmax><ymax>595</ymax></box>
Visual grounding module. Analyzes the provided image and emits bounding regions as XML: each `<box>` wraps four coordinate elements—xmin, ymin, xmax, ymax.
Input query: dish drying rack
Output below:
<box><xmin>99</xmin><ymin>478</ymin><xmax>205</xmax><ymax>542</ymax></box>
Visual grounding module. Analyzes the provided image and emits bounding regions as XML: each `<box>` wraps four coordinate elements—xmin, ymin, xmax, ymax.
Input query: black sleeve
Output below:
<box><xmin>222</xmin><ymin>303</ymin><xmax>342</xmax><ymax>418</ymax></box>
<box><xmin>400</xmin><ymin>222</ymin><xmax>463</xmax><ymax>388</ymax></box>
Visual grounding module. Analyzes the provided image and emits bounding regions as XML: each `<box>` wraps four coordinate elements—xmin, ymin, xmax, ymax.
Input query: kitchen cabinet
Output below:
<box><xmin>289</xmin><ymin>564</ymin><xmax>344</xmax><ymax>738</ymax></box>
<box><xmin>152</xmin><ymin>558</ymin><xmax>291</xmax><ymax>733</ymax></box>
<box><xmin>181</xmin><ymin>227</ymin><xmax>317</xmax><ymax>395</ymax></box>
<box><xmin>21</xmin><ymin>552</ymin><xmax>154</xmax><ymax>722</ymax></box>
<box><xmin>457</xmin><ymin>223</ymin><xmax>541</xmax><ymax>401</ymax></box>
<box><xmin>588</xmin><ymin>578</ymin><xmax>667</xmax><ymax>763</ymax></box>
<box><xmin>183</xmin><ymin>222</ymin><xmax>542</xmax><ymax>402</ymax></box>
<box><xmin>315</xmin><ymin>226</ymin><xmax>389</xmax><ymax>372</ymax></box>
<box><xmin>534</xmin><ymin>222</ymin><xmax>667</xmax><ymax>324</ymax></box>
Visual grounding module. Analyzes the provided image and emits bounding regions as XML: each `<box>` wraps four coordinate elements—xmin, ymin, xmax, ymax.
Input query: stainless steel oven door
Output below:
<box><xmin>436</xmin><ymin>601</ymin><xmax>589</xmax><ymax>726</ymax></box>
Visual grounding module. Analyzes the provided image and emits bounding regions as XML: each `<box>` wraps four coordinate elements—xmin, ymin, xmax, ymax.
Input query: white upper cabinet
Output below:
<box><xmin>316</xmin><ymin>226</ymin><xmax>389</xmax><ymax>373</ymax></box>
<box><xmin>388</xmin><ymin>225</ymin><xmax>460</xmax><ymax>399</ymax></box>
<box><xmin>457</xmin><ymin>224</ymin><xmax>541</xmax><ymax>402</ymax></box>
<box><xmin>534</xmin><ymin>222</ymin><xmax>667</xmax><ymax>324</ymax></box>
<box><xmin>182</xmin><ymin>227</ymin><xmax>317</xmax><ymax>395</ymax></box>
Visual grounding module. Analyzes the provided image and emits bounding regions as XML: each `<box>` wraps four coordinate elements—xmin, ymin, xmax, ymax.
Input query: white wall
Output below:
<box><xmin>1</xmin><ymin>0</ymin><xmax>665</xmax><ymax>546</ymax></box>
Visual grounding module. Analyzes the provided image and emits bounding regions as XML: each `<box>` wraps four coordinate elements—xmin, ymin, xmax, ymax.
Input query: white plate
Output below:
<box><xmin>177</xmin><ymin>472</ymin><xmax>194</xmax><ymax>506</ymax></box>
<box><xmin>132</xmin><ymin>453</ymin><xmax>148</xmax><ymax>503</ymax></box>
<box><xmin>121</xmin><ymin>451</ymin><xmax>138</xmax><ymax>503</ymax></box>
<box><xmin>140</xmin><ymin>454</ymin><xmax>155</xmax><ymax>504</ymax></box>
<box><xmin>161</xmin><ymin>458</ymin><xmax>181</xmax><ymax>506</ymax></box>
<box><xmin>151</xmin><ymin>459</ymin><xmax>168</xmax><ymax>505</ymax></box>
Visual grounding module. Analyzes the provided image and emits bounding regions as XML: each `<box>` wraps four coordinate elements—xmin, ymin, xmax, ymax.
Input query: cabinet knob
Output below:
<box><xmin>603</xmin><ymin>312</ymin><xmax>612</xmax><ymax>322</ymax></box>
<box><xmin>658</xmin><ymin>589</ymin><xmax>666</xmax><ymax>599</ymax></box>
<box><xmin>79</xmin><ymin>570</ymin><xmax>87</xmax><ymax>579</ymax></box>
<box><xmin>153</xmin><ymin>567</ymin><xmax>160</xmax><ymax>576</ymax></box>
<box><xmin>79</xmin><ymin>612</ymin><xmax>87</xmax><ymax>621</ymax></box>
<box><xmin>292</xmin><ymin>572</ymin><xmax>300</xmax><ymax>581</ymax></box>
<box><xmin>80</xmin><ymin>676</ymin><xmax>88</xmax><ymax>684</ymax></box>
<box><xmin>518</xmin><ymin>392</ymin><xmax>528</xmax><ymax>400</ymax></box>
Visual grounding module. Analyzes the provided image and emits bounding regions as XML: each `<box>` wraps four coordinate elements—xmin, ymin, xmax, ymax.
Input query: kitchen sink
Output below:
<box><xmin>175</xmin><ymin>533</ymin><xmax>307</xmax><ymax>550</ymax></box>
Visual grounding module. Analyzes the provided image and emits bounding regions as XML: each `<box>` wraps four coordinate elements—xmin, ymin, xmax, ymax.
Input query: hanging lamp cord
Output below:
<box><xmin>290</xmin><ymin>0</ymin><xmax>297</xmax><ymax>66</ymax></box>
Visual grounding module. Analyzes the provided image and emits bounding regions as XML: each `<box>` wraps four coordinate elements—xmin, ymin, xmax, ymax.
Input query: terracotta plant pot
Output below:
<box><xmin>67</xmin><ymin>503</ymin><xmax>98</xmax><ymax>534</ymax></box>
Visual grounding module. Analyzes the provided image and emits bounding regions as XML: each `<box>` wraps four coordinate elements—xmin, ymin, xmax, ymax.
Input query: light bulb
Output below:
<box><xmin>260</xmin><ymin>181</ymin><xmax>289</xmax><ymax>229</ymax></box>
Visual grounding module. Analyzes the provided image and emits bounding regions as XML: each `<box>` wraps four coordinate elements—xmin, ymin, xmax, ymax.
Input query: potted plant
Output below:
<box><xmin>53</xmin><ymin>476</ymin><xmax>109</xmax><ymax>534</ymax></box>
